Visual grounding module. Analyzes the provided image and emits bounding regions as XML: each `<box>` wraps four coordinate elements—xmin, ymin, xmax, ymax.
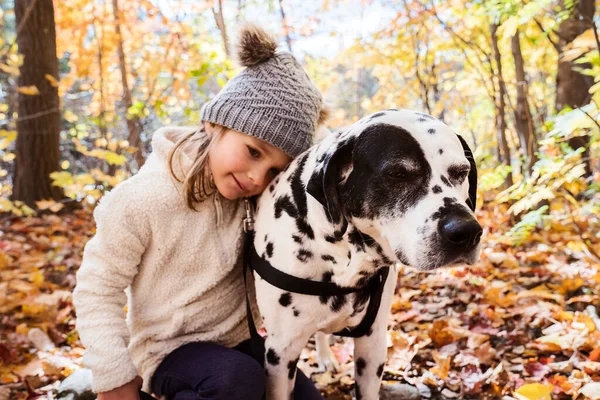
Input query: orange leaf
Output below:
<box><xmin>16</xmin><ymin>85</ymin><xmax>40</xmax><ymax>95</ymax></box>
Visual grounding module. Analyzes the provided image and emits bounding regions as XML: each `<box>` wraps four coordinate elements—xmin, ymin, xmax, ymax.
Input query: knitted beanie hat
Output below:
<box><xmin>200</xmin><ymin>23</ymin><xmax>329</xmax><ymax>158</ymax></box>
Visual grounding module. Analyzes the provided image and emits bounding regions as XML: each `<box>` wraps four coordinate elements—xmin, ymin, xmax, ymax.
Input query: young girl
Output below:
<box><xmin>73</xmin><ymin>23</ymin><xmax>328</xmax><ymax>400</ymax></box>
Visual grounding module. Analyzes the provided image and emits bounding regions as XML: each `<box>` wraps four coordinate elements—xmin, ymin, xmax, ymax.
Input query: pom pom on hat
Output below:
<box><xmin>234</xmin><ymin>23</ymin><xmax>278</xmax><ymax>67</ymax></box>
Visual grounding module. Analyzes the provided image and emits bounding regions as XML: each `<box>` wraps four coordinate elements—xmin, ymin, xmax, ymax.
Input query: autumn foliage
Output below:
<box><xmin>0</xmin><ymin>0</ymin><xmax>600</xmax><ymax>399</ymax></box>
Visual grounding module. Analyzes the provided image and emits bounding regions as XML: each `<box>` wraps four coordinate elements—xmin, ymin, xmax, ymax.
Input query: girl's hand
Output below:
<box><xmin>97</xmin><ymin>375</ymin><xmax>143</xmax><ymax>400</ymax></box>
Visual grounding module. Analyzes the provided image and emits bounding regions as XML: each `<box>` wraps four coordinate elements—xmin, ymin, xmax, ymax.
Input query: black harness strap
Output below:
<box><xmin>243</xmin><ymin>230</ymin><xmax>390</xmax><ymax>364</ymax></box>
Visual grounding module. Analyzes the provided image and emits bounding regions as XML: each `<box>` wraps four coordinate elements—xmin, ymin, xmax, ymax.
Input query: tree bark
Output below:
<box><xmin>112</xmin><ymin>0</ymin><xmax>144</xmax><ymax>169</ymax></box>
<box><xmin>212</xmin><ymin>0</ymin><xmax>230</xmax><ymax>58</ymax></box>
<box><xmin>490</xmin><ymin>23</ymin><xmax>513</xmax><ymax>186</ymax></box>
<box><xmin>278</xmin><ymin>0</ymin><xmax>292</xmax><ymax>52</ymax></box>
<box><xmin>555</xmin><ymin>0</ymin><xmax>595</xmax><ymax>176</ymax></box>
<box><xmin>12</xmin><ymin>0</ymin><xmax>63</xmax><ymax>206</ymax></box>
<box><xmin>511</xmin><ymin>29</ymin><xmax>537</xmax><ymax>177</ymax></box>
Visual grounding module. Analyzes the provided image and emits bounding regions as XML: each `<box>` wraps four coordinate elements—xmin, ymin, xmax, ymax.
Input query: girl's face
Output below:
<box><xmin>207</xmin><ymin>123</ymin><xmax>292</xmax><ymax>200</ymax></box>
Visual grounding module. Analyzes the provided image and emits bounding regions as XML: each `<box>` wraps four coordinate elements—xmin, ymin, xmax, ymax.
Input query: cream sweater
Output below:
<box><xmin>73</xmin><ymin>127</ymin><xmax>251</xmax><ymax>393</ymax></box>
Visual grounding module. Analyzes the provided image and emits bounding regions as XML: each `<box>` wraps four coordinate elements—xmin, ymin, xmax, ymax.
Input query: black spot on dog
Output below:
<box><xmin>292</xmin><ymin>235</ymin><xmax>303</xmax><ymax>244</ymax></box>
<box><xmin>347</xmin><ymin>250</ymin><xmax>351</xmax><ymax>259</ymax></box>
<box><xmin>368</xmin><ymin>111</ymin><xmax>386</xmax><ymax>121</ymax></box>
<box><xmin>338</xmin><ymin>124</ymin><xmax>432</xmax><ymax>221</ymax></box>
<box><xmin>296</xmin><ymin>249</ymin><xmax>313</xmax><ymax>262</ymax></box>
<box><xmin>439</xmin><ymin>149</ymin><xmax>444</xmax><ymax>154</ymax></box>
<box><xmin>274</xmin><ymin>195</ymin><xmax>297</xmax><ymax>219</ymax></box>
<box><xmin>287</xmin><ymin>359</ymin><xmax>298</xmax><ymax>379</ymax></box>
<box><xmin>266</xmin><ymin>242</ymin><xmax>274</xmax><ymax>258</ymax></box>
<box><xmin>269</xmin><ymin>184</ymin><xmax>275</xmax><ymax>193</ymax></box>
<box><xmin>325</xmin><ymin>234</ymin><xmax>342</xmax><ymax>243</ymax></box>
<box><xmin>293</xmin><ymin>308</ymin><xmax>300</xmax><ymax>317</ymax></box>
<box><xmin>289</xmin><ymin>154</ymin><xmax>309</xmax><ymax>218</ymax></box>
<box><xmin>296</xmin><ymin>219</ymin><xmax>315</xmax><ymax>240</ymax></box>
<box><xmin>395</xmin><ymin>248</ymin><xmax>410</xmax><ymax>265</ymax></box>
<box><xmin>431</xmin><ymin>197</ymin><xmax>459</xmax><ymax>221</ymax></box>
<box><xmin>377</xmin><ymin>363</ymin><xmax>385</xmax><ymax>378</ymax></box>
<box><xmin>428</xmin><ymin>128</ymin><xmax>436</xmax><ymax>134</ymax></box>
<box><xmin>351</xmin><ymin>289</ymin><xmax>370</xmax><ymax>316</ymax></box>
<box><xmin>321</xmin><ymin>254</ymin><xmax>337</xmax><ymax>264</ymax></box>
<box><xmin>356</xmin><ymin>357</ymin><xmax>367</xmax><ymax>376</ymax></box>
<box><xmin>366</xmin><ymin>327</ymin><xmax>374</xmax><ymax>337</ymax></box>
<box><xmin>432</xmin><ymin>185</ymin><xmax>442</xmax><ymax>194</ymax></box>
<box><xmin>441</xmin><ymin>175</ymin><xmax>451</xmax><ymax>187</ymax></box>
<box><xmin>274</xmin><ymin>193</ymin><xmax>314</xmax><ymax>240</ymax></box>
<box><xmin>330</xmin><ymin>294</ymin><xmax>346</xmax><ymax>312</ymax></box>
<box><xmin>418</xmin><ymin>118</ymin><xmax>427</xmax><ymax>122</ymax></box>
<box><xmin>266</xmin><ymin>348</ymin><xmax>280</xmax><ymax>365</ymax></box>
<box><xmin>355</xmin><ymin>383</ymin><xmax>362</xmax><ymax>400</ymax></box>
<box><xmin>279</xmin><ymin>292</ymin><xmax>292</xmax><ymax>307</ymax></box>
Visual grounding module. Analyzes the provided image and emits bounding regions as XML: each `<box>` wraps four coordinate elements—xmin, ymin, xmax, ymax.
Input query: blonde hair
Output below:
<box><xmin>168</xmin><ymin>124</ymin><xmax>227</xmax><ymax>211</ymax></box>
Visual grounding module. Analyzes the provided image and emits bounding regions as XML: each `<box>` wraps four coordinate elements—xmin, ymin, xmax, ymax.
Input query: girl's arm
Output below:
<box><xmin>73</xmin><ymin>187</ymin><xmax>150</xmax><ymax>393</ymax></box>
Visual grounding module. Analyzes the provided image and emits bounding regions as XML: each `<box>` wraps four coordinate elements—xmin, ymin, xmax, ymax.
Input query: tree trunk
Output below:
<box><xmin>490</xmin><ymin>23</ymin><xmax>513</xmax><ymax>186</ymax></box>
<box><xmin>212</xmin><ymin>0</ymin><xmax>230</xmax><ymax>58</ymax></box>
<box><xmin>511</xmin><ymin>29</ymin><xmax>537</xmax><ymax>177</ymax></box>
<box><xmin>12</xmin><ymin>0</ymin><xmax>63</xmax><ymax>206</ymax></box>
<box><xmin>555</xmin><ymin>0</ymin><xmax>595</xmax><ymax>176</ymax></box>
<box><xmin>112</xmin><ymin>0</ymin><xmax>145</xmax><ymax>169</ymax></box>
<box><xmin>278</xmin><ymin>0</ymin><xmax>292</xmax><ymax>52</ymax></box>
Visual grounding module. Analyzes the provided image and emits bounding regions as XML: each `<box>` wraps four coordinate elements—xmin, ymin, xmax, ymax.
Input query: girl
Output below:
<box><xmin>73</xmin><ymin>23</ymin><xmax>329</xmax><ymax>400</ymax></box>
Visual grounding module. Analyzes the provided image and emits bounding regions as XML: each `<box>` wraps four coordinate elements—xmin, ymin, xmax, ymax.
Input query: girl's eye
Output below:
<box><xmin>247</xmin><ymin>146</ymin><xmax>260</xmax><ymax>158</ymax></box>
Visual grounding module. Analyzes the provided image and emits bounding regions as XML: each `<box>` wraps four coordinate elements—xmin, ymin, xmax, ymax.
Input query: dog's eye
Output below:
<box><xmin>385</xmin><ymin>167</ymin><xmax>409</xmax><ymax>180</ymax></box>
<box><xmin>448</xmin><ymin>165</ymin><xmax>470</xmax><ymax>183</ymax></box>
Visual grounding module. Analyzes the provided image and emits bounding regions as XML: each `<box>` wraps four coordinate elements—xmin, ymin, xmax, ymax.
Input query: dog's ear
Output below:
<box><xmin>307</xmin><ymin>137</ymin><xmax>355</xmax><ymax>237</ymax></box>
<box><xmin>456</xmin><ymin>135</ymin><xmax>477</xmax><ymax>211</ymax></box>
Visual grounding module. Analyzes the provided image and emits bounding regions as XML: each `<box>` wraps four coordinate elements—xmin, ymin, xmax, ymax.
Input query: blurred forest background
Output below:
<box><xmin>1</xmin><ymin>0</ymin><xmax>600</xmax><ymax>399</ymax></box>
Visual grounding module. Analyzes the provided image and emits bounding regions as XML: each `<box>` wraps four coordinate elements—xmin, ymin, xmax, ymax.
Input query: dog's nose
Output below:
<box><xmin>440</xmin><ymin>215</ymin><xmax>482</xmax><ymax>250</ymax></box>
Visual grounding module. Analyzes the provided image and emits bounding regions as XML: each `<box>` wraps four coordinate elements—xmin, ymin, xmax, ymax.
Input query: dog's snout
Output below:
<box><xmin>440</xmin><ymin>215</ymin><xmax>482</xmax><ymax>250</ymax></box>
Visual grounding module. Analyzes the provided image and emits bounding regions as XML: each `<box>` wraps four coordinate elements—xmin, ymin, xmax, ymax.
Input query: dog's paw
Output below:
<box><xmin>316</xmin><ymin>345</ymin><xmax>340</xmax><ymax>372</ymax></box>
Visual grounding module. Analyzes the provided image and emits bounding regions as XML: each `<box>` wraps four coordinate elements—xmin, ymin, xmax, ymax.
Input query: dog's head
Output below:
<box><xmin>307</xmin><ymin>109</ymin><xmax>482</xmax><ymax>271</ymax></box>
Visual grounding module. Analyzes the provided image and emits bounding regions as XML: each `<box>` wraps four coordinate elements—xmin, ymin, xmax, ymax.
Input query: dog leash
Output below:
<box><xmin>242</xmin><ymin>199</ymin><xmax>390</xmax><ymax>364</ymax></box>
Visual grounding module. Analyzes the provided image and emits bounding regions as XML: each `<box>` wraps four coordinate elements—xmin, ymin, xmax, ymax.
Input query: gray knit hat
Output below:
<box><xmin>201</xmin><ymin>23</ymin><xmax>329</xmax><ymax>158</ymax></box>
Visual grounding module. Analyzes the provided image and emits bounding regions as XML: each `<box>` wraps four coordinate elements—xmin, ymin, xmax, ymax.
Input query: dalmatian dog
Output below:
<box><xmin>252</xmin><ymin>109</ymin><xmax>482</xmax><ymax>400</ymax></box>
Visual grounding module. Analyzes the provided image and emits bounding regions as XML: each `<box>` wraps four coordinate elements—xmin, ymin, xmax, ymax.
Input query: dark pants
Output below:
<box><xmin>150</xmin><ymin>340</ymin><xmax>324</xmax><ymax>400</ymax></box>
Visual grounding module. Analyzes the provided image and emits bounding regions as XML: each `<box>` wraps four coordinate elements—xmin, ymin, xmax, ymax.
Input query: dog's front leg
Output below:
<box><xmin>264</xmin><ymin>331</ymin><xmax>311</xmax><ymax>400</ymax></box>
<box><xmin>352</xmin><ymin>266</ymin><xmax>399</xmax><ymax>400</ymax></box>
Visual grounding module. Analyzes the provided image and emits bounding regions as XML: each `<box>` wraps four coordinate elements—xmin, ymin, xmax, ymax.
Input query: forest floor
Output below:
<box><xmin>1</xmin><ymin>204</ymin><xmax>600</xmax><ymax>399</ymax></box>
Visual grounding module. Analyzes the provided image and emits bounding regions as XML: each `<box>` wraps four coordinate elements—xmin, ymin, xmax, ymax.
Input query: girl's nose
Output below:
<box><xmin>248</xmin><ymin>169</ymin><xmax>267</xmax><ymax>191</ymax></box>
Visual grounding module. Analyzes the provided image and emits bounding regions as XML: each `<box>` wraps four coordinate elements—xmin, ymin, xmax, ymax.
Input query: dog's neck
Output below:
<box><xmin>306</xmin><ymin>200</ymin><xmax>394</xmax><ymax>288</ymax></box>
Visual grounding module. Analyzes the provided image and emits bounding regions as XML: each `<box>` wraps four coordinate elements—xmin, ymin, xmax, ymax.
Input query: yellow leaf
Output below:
<box><xmin>45</xmin><ymin>74</ymin><xmax>59</xmax><ymax>87</ymax></box>
<box><xmin>16</xmin><ymin>85</ymin><xmax>40</xmax><ymax>95</ymax></box>
<box><xmin>15</xmin><ymin>323</ymin><xmax>29</xmax><ymax>336</ymax></box>
<box><xmin>50</xmin><ymin>171</ymin><xmax>74</xmax><ymax>188</ymax></box>
<box><xmin>514</xmin><ymin>383</ymin><xmax>553</xmax><ymax>400</ymax></box>
<box><xmin>0</xmin><ymin>130</ymin><xmax>16</xmax><ymax>150</ymax></box>
<box><xmin>30</xmin><ymin>270</ymin><xmax>45</xmax><ymax>286</ymax></box>
<box><xmin>0</xmin><ymin>252</ymin><xmax>10</xmax><ymax>269</ymax></box>
<box><xmin>64</xmin><ymin>110</ymin><xmax>78</xmax><ymax>123</ymax></box>
<box><xmin>35</xmin><ymin>199</ymin><xmax>64</xmax><ymax>212</ymax></box>
<box><xmin>22</xmin><ymin>302</ymin><xmax>47</xmax><ymax>317</ymax></box>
